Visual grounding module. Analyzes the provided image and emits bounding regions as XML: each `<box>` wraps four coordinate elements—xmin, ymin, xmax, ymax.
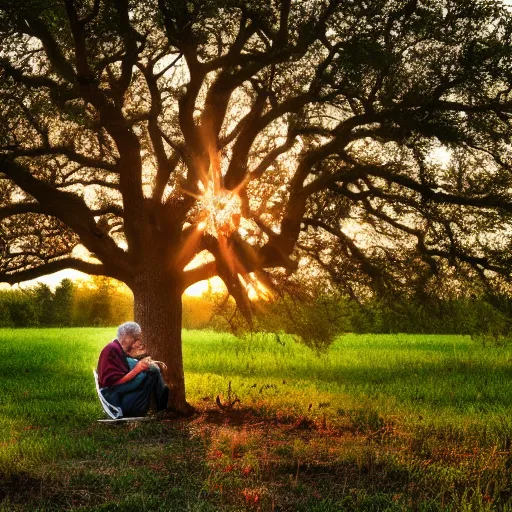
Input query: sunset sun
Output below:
<box><xmin>196</xmin><ymin>180</ymin><xmax>242</xmax><ymax>238</ymax></box>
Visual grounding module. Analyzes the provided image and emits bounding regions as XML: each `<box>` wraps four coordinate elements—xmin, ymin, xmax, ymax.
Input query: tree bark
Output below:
<box><xmin>132</xmin><ymin>270</ymin><xmax>195</xmax><ymax>415</ymax></box>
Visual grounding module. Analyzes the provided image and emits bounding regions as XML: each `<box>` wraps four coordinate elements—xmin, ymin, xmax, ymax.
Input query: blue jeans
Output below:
<box><xmin>102</xmin><ymin>367</ymin><xmax>169</xmax><ymax>417</ymax></box>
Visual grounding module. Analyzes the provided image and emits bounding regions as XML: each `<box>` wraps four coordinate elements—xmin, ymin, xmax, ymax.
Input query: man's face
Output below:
<box><xmin>120</xmin><ymin>332</ymin><xmax>143</xmax><ymax>351</ymax></box>
<box><xmin>131</xmin><ymin>335</ymin><xmax>143</xmax><ymax>352</ymax></box>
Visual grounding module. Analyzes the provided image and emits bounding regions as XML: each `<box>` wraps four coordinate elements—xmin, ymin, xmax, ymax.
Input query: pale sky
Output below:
<box><xmin>1</xmin><ymin>268</ymin><xmax>225</xmax><ymax>296</ymax></box>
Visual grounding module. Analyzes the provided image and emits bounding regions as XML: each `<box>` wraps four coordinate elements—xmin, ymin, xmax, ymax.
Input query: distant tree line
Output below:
<box><xmin>209</xmin><ymin>291</ymin><xmax>512</xmax><ymax>349</ymax></box>
<box><xmin>2</xmin><ymin>279</ymin><xmax>511</xmax><ymax>348</ymax></box>
<box><xmin>0</xmin><ymin>277</ymin><xmax>216</xmax><ymax>329</ymax></box>
<box><xmin>0</xmin><ymin>278</ymin><xmax>131</xmax><ymax>327</ymax></box>
<box><xmin>348</xmin><ymin>296</ymin><xmax>512</xmax><ymax>338</ymax></box>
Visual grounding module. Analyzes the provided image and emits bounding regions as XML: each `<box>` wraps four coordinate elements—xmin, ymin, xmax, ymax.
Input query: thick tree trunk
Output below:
<box><xmin>132</xmin><ymin>270</ymin><xmax>194</xmax><ymax>415</ymax></box>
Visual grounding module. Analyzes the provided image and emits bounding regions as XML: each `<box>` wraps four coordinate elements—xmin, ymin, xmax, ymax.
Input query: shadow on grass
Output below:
<box><xmin>0</xmin><ymin>420</ymin><xmax>213</xmax><ymax>511</ymax></box>
<box><xmin>1</xmin><ymin>405</ymin><xmax>511</xmax><ymax>511</ymax></box>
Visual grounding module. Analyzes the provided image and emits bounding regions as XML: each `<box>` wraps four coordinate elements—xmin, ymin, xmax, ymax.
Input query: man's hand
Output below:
<box><xmin>112</xmin><ymin>356</ymin><xmax>151</xmax><ymax>386</ymax></box>
<box><xmin>135</xmin><ymin>357</ymin><xmax>151</xmax><ymax>373</ymax></box>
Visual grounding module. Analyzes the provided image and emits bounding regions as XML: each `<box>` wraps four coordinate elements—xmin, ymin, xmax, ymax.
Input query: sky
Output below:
<box><xmin>1</xmin><ymin>267</ymin><xmax>225</xmax><ymax>296</ymax></box>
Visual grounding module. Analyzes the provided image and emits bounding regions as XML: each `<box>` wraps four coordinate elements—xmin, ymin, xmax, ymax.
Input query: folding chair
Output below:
<box><xmin>93</xmin><ymin>369</ymin><xmax>123</xmax><ymax>420</ymax></box>
<box><xmin>93</xmin><ymin>369</ymin><xmax>150</xmax><ymax>423</ymax></box>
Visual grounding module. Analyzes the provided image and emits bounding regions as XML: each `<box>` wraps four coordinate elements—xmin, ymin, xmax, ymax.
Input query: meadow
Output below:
<box><xmin>0</xmin><ymin>328</ymin><xmax>511</xmax><ymax>511</ymax></box>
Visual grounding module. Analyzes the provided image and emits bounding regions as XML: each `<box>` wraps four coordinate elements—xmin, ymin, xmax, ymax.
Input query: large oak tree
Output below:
<box><xmin>1</xmin><ymin>0</ymin><xmax>512</xmax><ymax>412</ymax></box>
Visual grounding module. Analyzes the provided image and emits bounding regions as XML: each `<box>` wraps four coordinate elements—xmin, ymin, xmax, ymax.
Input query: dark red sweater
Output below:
<box><xmin>97</xmin><ymin>339</ymin><xmax>129</xmax><ymax>388</ymax></box>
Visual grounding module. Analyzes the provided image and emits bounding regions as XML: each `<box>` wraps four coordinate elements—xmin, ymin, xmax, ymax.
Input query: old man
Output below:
<box><xmin>97</xmin><ymin>321</ymin><xmax>169</xmax><ymax>417</ymax></box>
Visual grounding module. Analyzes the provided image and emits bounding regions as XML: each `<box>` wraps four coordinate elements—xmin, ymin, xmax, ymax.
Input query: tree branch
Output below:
<box><xmin>249</xmin><ymin>133</ymin><xmax>297</xmax><ymax>181</ymax></box>
<box><xmin>111</xmin><ymin>0</ymin><xmax>144</xmax><ymax>102</ymax></box>
<box><xmin>0</xmin><ymin>60</ymin><xmax>77</xmax><ymax>104</ymax></box>
<box><xmin>9</xmin><ymin>7</ymin><xmax>147</xmax><ymax>245</ymax></box>
<box><xmin>0</xmin><ymin>258</ymin><xmax>110</xmax><ymax>285</ymax></box>
<box><xmin>303</xmin><ymin>217</ymin><xmax>387</xmax><ymax>293</ymax></box>
<box><xmin>64</xmin><ymin>0</ymin><xmax>92</xmax><ymax>78</ymax></box>
<box><xmin>0</xmin><ymin>202</ymin><xmax>45</xmax><ymax>220</ymax></box>
<box><xmin>181</xmin><ymin>261</ymin><xmax>217</xmax><ymax>291</ymax></box>
<box><xmin>6</xmin><ymin>146</ymin><xmax>118</xmax><ymax>172</ymax></box>
<box><xmin>135</xmin><ymin>61</ymin><xmax>183</xmax><ymax>202</ymax></box>
<box><xmin>363</xmin><ymin>165</ymin><xmax>512</xmax><ymax>212</ymax></box>
<box><xmin>82</xmin><ymin>0</ymin><xmax>101</xmax><ymax>26</ymax></box>
<box><xmin>0</xmin><ymin>157</ymin><xmax>133</xmax><ymax>279</ymax></box>
<box><xmin>21</xmin><ymin>13</ymin><xmax>77</xmax><ymax>83</ymax></box>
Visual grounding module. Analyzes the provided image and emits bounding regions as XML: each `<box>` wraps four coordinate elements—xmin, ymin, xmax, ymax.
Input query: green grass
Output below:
<box><xmin>0</xmin><ymin>329</ymin><xmax>511</xmax><ymax>511</ymax></box>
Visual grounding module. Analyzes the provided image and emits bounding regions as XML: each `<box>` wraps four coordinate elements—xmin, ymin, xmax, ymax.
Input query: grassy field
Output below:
<box><xmin>0</xmin><ymin>328</ymin><xmax>511</xmax><ymax>511</ymax></box>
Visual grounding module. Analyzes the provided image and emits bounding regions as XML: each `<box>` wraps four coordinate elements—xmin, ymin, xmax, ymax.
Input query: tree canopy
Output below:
<box><xmin>1</xmin><ymin>0</ymin><xmax>512</xmax><ymax>409</ymax></box>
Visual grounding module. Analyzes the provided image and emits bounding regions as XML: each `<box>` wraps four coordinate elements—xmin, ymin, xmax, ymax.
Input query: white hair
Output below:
<box><xmin>117</xmin><ymin>321</ymin><xmax>141</xmax><ymax>339</ymax></box>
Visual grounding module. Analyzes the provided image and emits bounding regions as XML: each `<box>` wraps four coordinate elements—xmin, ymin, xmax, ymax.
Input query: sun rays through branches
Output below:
<box><xmin>178</xmin><ymin>152</ymin><xmax>269</xmax><ymax>311</ymax></box>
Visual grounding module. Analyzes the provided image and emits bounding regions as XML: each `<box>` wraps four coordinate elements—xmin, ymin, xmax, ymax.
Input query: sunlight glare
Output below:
<box><xmin>197</xmin><ymin>181</ymin><xmax>242</xmax><ymax>237</ymax></box>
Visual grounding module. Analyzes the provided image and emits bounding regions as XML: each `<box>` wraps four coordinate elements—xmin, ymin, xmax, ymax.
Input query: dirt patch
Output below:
<box><xmin>187</xmin><ymin>406</ymin><xmax>265</xmax><ymax>427</ymax></box>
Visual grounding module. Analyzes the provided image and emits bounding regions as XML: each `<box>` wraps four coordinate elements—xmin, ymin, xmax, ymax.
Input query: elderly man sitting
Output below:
<box><xmin>97</xmin><ymin>322</ymin><xmax>169</xmax><ymax>417</ymax></box>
